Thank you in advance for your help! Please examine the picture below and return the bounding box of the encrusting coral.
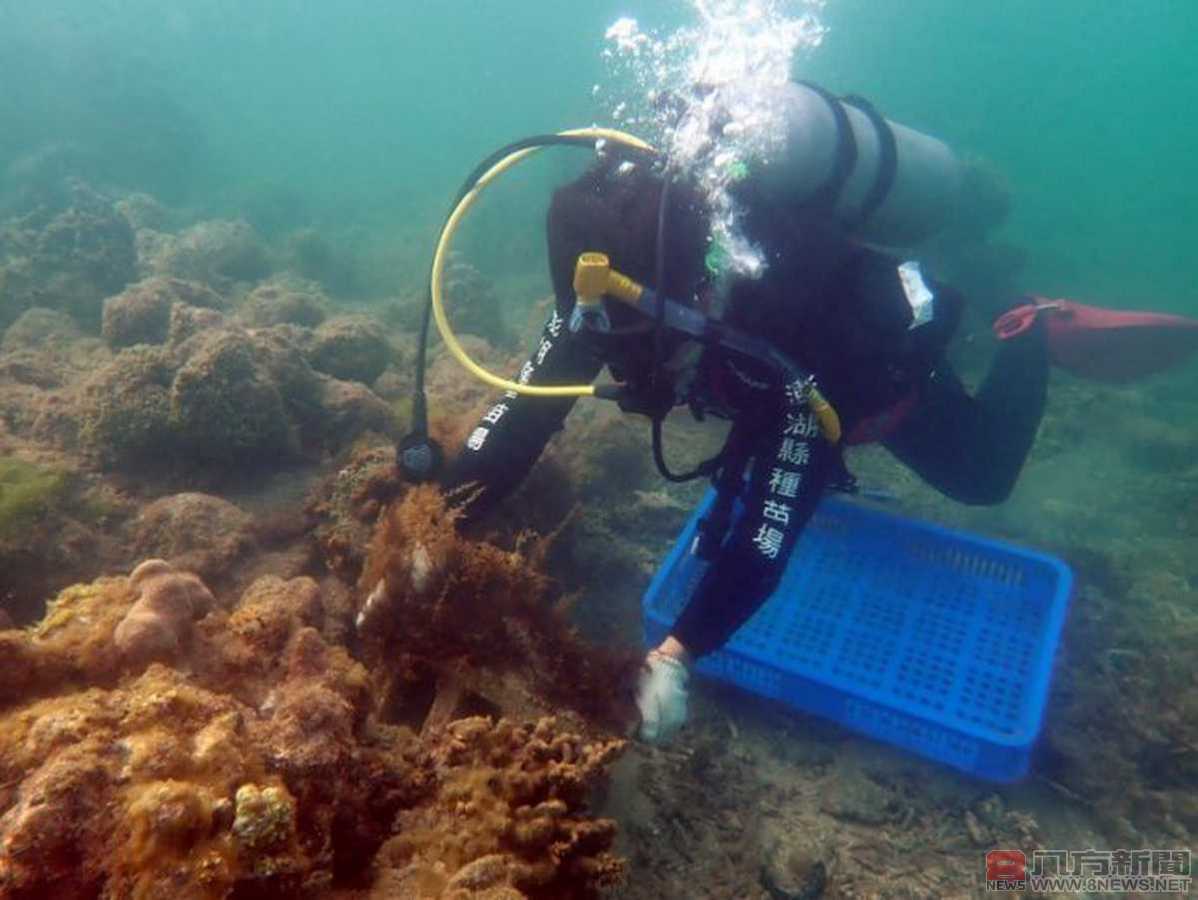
[0,497,633,898]
[0,564,409,897]
[372,716,626,898]
[113,559,215,664]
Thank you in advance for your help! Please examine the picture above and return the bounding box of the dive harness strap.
[692,421,753,560]
[570,252,842,448]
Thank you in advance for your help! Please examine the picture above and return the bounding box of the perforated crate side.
[641,492,1070,782]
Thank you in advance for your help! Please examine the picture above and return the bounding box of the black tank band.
[796,80,857,212]
[840,94,899,228]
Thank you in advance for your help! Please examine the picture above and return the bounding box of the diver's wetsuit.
[442,160,1048,658]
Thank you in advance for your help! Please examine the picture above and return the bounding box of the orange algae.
[358,485,642,732]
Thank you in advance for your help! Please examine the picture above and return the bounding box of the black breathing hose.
[648,167,726,484]
[399,134,655,481]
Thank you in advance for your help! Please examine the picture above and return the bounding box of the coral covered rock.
[141,218,271,288]
[241,325,322,422]
[131,493,255,584]
[283,227,363,296]
[310,375,398,451]
[241,278,328,328]
[78,345,177,466]
[75,321,397,472]
[309,314,393,385]
[373,716,625,898]
[442,253,517,348]
[169,329,294,465]
[369,364,411,404]
[166,301,227,346]
[1,307,80,352]
[101,276,225,349]
[114,192,171,231]
[0,189,137,331]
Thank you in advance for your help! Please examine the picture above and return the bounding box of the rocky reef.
[2,174,1197,900]
[0,181,137,332]
[101,276,226,349]
[0,185,639,897]
[0,492,633,898]
[137,218,272,289]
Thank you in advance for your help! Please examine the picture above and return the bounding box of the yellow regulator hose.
[430,128,654,398]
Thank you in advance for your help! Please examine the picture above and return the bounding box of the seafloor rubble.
[1,179,1196,898]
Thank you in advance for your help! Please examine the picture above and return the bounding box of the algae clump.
[0,458,69,543]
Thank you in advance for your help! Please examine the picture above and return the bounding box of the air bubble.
[599,1,827,280]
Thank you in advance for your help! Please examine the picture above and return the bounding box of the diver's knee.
[954,473,1017,506]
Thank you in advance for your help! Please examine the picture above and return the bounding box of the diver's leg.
[882,322,1048,505]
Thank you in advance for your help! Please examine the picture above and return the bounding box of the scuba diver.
[403,80,1198,745]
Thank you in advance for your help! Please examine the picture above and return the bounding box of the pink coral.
[113,559,214,664]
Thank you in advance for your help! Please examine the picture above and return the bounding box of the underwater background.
[2,1,1198,897]
[4,0,1196,305]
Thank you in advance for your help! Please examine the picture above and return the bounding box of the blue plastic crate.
[643,491,1073,781]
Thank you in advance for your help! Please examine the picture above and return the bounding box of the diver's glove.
[637,648,690,745]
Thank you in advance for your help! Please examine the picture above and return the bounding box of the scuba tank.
[748,81,962,246]
[398,83,964,481]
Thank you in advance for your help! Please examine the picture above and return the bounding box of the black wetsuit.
[442,160,1048,658]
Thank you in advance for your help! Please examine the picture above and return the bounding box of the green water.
[2,3,1197,882]
[804,0,1198,311]
[3,0,1194,310]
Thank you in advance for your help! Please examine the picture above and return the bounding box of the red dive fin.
[994,296,1198,383]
